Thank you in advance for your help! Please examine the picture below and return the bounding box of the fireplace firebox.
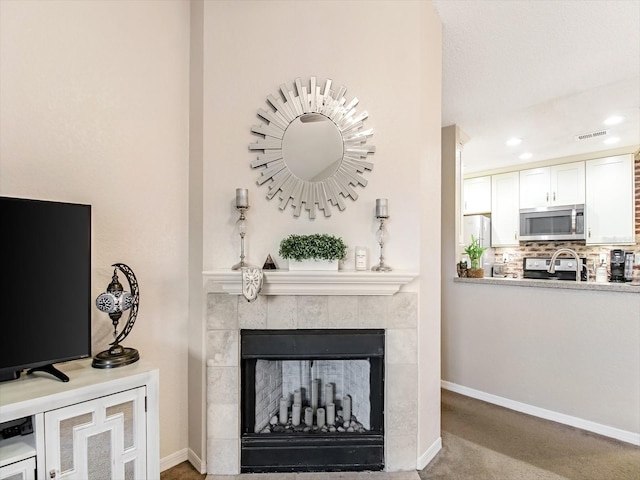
[240,329,385,473]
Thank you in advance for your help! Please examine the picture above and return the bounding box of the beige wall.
[0,0,191,461]
[199,0,442,467]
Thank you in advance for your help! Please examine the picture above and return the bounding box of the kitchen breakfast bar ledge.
[455,276,640,293]
[203,270,419,296]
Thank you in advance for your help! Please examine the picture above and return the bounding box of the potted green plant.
[463,234,487,278]
[279,234,347,271]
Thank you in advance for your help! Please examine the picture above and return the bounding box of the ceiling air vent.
[574,129,608,141]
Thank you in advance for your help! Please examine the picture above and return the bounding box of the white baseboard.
[160,448,188,472]
[188,448,207,474]
[441,380,640,446]
[160,448,206,474]
[417,436,442,470]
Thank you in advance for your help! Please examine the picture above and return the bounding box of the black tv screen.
[0,196,91,382]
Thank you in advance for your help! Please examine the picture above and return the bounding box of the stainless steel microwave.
[519,204,585,242]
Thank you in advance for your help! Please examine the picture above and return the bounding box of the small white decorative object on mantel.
[240,267,263,302]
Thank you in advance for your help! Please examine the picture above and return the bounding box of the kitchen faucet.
[548,248,583,282]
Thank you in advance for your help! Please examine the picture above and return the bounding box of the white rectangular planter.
[288,259,339,271]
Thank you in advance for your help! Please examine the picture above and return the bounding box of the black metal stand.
[27,364,70,382]
[92,346,139,369]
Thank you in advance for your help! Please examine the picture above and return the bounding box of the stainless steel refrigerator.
[463,214,494,277]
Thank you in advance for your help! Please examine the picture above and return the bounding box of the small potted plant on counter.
[464,235,487,278]
[279,233,347,271]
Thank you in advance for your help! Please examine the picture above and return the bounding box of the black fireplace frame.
[240,329,385,473]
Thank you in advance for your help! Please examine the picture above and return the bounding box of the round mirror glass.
[282,114,344,182]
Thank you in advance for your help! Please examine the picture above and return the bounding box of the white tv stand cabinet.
[0,359,159,480]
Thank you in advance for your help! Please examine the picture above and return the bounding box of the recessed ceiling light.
[519,152,533,160]
[506,137,522,146]
[603,115,624,126]
[603,136,620,145]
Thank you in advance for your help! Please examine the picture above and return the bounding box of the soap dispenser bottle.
[595,259,608,283]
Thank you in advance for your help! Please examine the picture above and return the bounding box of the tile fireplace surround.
[205,277,419,475]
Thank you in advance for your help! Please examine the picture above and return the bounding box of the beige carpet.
[421,390,640,480]
[161,389,640,479]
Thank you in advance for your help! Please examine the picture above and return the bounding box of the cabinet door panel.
[520,167,550,208]
[552,161,585,205]
[44,387,146,480]
[463,176,491,214]
[585,155,634,244]
[491,172,520,246]
[0,457,35,480]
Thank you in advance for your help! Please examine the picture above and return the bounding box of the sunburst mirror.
[249,77,375,218]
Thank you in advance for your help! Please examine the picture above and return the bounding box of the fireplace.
[205,291,419,475]
[240,329,385,472]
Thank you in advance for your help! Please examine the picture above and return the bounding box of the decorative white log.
[292,403,301,426]
[304,407,313,426]
[311,379,319,413]
[279,397,288,425]
[343,395,351,423]
[325,383,334,406]
[326,403,335,425]
[316,407,326,428]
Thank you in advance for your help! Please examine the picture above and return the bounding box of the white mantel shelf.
[203,269,419,296]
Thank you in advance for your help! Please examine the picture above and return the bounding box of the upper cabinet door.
[463,176,491,214]
[585,154,635,245]
[520,162,585,208]
[551,161,585,206]
[491,171,520,246]
[519,167,550,208]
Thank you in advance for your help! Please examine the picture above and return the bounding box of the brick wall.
[254,359,283,432]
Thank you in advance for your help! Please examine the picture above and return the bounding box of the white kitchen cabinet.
[0,360,159,480]
[585,154,635,245]
[519,161,585,208]
[491,171,520,246]
[463,176,491,214]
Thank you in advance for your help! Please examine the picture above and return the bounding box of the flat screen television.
[0,196,91,382]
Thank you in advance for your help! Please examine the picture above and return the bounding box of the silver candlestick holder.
[231,205,249,270]
[372,214,392,272]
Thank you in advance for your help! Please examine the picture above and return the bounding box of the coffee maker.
[610,249,627,282]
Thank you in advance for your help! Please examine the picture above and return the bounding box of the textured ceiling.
[431,0,640,174]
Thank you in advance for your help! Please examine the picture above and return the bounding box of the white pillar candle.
[326,403,335,425]
[294,389,302,407]
[325,383,334,406]
[316,407,325,428]
[235,188,249,208]
[279,397,289,425]
[375,198,388,218]
[343,395,352,422]
[311,379,319,413]
[292,403,301,426]
[304,407,313,426]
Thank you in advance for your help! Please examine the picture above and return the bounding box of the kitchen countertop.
[454,276,640,293]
